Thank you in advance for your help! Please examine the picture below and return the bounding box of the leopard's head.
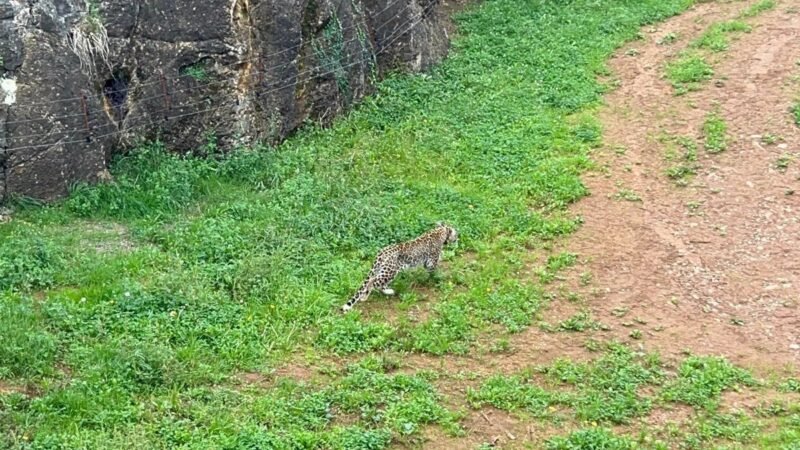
[436,222,458,244]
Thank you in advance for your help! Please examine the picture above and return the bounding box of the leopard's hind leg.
[342,259,388,312]
[342,273,375,312]
[342,263,399,312]
[373,268,399,296]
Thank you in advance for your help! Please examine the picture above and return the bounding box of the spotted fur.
[341,223,458,312]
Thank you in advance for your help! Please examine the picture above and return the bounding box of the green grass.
[761,133,780,145]
[0,296,58,379]
[470,344,665,425]
[544,343,664,424]
[792,101,800,126]
[681,411,760,448]
[467,343,788,449]
[2,357,459,447]
[614,188,642,202]
[537,252,579,284]
[657,32,680,45]
[691,20,752,52]
[776,153,793,171]
[781,378,800,393]
[665,3,770,96]
[557,310,601,332]
[663,135,698,184]
[470,347,787,449]
[758,412,800,449]
[467,373,561,417]
[545,428,637,450]
[665,52,714,94]
[661,356,756,409]
[739,0,777,18]
[703,110,729,153]
[0,0,747,447]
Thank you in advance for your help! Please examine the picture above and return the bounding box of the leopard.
[341,223,458,312]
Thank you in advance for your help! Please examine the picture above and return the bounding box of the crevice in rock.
[230,0,258,144]
[102,68,130,124]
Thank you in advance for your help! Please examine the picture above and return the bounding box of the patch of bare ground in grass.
[0,378,42,398]
[721,388,800,413]
[0,381,26,396]
[562,0,800,371]
[80,221,136,253]
[236,357,334,388]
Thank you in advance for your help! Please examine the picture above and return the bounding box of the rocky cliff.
[0,0,450,202]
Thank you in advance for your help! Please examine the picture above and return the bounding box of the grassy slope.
[2,0,796,448]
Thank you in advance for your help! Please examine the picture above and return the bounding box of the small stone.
[790,343,800,350]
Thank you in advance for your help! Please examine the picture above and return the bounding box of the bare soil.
[570,0,800,370]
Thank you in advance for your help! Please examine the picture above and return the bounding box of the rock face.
[0,0,450,201]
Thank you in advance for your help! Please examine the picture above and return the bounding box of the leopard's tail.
[342,276,375,312]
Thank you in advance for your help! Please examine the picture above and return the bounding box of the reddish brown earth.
[570,0,800,370]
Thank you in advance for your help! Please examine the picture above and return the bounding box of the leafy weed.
[665,52,713,94]
[703,110,728,153]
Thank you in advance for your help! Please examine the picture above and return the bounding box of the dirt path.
[569,1,800,370]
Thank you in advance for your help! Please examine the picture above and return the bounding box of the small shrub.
[658,32,679,45]
[614,189,641,202]
[776,154,792,171]
[666,164,696,180]
[685,412,758,446]
[316,316,396,354]
[558,311,599,332]
[538,252,578,283]
[181,64,208,81]
[334,362,460,436]
[780,378,800,393]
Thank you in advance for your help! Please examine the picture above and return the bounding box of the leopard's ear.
[435,221,443,227]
